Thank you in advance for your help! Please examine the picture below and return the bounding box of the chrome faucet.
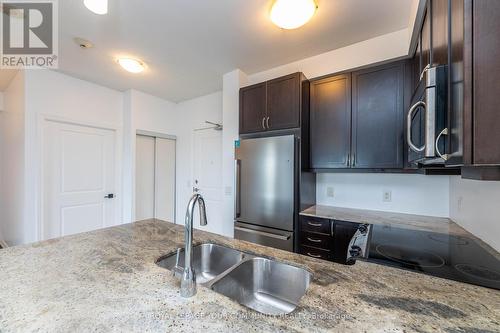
[180,193,208,298]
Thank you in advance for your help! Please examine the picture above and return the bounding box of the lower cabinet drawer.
[299,245,332,261]
[300,216,332,235]
[300,232,333,250]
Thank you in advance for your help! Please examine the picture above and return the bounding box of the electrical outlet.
[382,190,392,202]
[326,187,335,198]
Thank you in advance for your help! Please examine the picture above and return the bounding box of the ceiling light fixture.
[117,58,145,74]
[270,0,318,30]
[83,0,108,15]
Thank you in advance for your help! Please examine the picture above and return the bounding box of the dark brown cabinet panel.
[432,0,449,66]
[352,63,404,168]
[471,0,500,165]
[267,73,301,130]
[310,74,352,169]
[447,0,465,166]
[421,9,432,69]
[239,83,266,134]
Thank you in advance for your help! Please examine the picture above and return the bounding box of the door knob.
[104,194,115,199]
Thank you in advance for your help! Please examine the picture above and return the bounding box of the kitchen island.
[0,219,499,332]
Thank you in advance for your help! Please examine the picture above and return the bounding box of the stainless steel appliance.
[407,65,448,165]
[234,135,296,251]
[346,224,372,263]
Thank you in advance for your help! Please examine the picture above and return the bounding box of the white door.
[135,135,176,222]
[154,137,176,222]
[42,120,117,240]
[193,129,223,234]
[135,135,156,220]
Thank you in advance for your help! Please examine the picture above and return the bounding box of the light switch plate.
[326,187,335,198]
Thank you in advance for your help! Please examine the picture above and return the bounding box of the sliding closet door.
[155,138,176,222]
[135,135,155,220]
[135,134,176,222]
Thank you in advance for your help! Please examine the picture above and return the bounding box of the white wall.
[317,173,450,217]
[246,29,409,85]
[176,91,226,235]
[222,70,247,238]
[122,89,182,224]
[450,176,500,252]
[24,70,124,244]
[0,72,26,246]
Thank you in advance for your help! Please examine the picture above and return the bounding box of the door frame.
[133,130,177,223]
[37,114,122,241]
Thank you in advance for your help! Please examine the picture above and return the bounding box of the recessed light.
[84,0,108,15]
[270,0,318,30]
[117,58,145,74]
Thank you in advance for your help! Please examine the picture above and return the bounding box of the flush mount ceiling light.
[83,0,108,15]
[117,58,145,74]
[270,0,317,30]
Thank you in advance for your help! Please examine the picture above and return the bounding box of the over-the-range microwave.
[407,65,448,166]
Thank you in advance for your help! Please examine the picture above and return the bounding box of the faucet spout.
[180,193,208,298]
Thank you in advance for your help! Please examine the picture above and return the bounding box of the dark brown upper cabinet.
[240,82,267,134]
[266,73,301,131]
[309,61,406,171]
[352,62,405,169]
[239,73,307,134]
[310,74,352,169]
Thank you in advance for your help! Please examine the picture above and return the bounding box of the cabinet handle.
[307,252,323,258]
[266,117,270,129]
[307,237,322,243]
[262,117,266,130]
[307,222,322,227]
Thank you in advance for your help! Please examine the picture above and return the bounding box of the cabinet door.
[239,83,267,134]
[447,0,465,165]
[266,73,301,130]
[352,63,404,168]
[310,74,352,169]
[421,9,432,69]
[432,0,449,66]
[472,0,500,164]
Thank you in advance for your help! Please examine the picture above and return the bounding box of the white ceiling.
[0,0,414,102]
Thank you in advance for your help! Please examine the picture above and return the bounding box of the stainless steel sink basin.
[157,244,312,315]
[211,258,311,315]
[156,243,244,284]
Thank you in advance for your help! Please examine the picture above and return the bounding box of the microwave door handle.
[407,101,427,153]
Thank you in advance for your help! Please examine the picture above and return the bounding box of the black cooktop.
[365,224,500,290]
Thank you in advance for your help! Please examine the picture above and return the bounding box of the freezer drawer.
[234,222,293,252]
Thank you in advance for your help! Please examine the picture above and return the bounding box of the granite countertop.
[300,205,468,235]
[0,220,499,333]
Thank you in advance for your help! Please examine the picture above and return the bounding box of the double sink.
[156,243,312,315]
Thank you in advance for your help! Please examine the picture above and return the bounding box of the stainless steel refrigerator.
[234,135,295,251]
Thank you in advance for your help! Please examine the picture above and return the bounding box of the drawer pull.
[307,237,322,243]
[307,222,322,227]
[307,252,322,258]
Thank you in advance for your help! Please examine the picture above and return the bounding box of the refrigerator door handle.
[234,226,291,241]
[234,159,241,219]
